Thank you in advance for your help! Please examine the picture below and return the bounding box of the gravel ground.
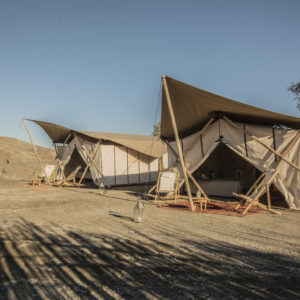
[0,179,299,299]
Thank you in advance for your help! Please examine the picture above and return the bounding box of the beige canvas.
[168,118,300,209]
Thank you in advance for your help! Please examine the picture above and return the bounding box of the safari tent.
[29,120,168,187]
[160,76,300,209]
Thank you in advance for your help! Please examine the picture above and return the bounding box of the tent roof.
[29,120,167,158]
[161,76,300,140]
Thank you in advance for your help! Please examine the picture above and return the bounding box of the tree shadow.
[0,217,299,299]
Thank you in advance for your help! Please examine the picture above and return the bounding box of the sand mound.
[0,137,55,180]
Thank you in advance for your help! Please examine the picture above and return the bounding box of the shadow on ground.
[0,218,299,299]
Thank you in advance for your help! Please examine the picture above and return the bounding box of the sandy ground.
[0,137,299,299]
[0,178,299,300]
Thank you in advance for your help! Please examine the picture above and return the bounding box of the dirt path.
[0,179,299,299]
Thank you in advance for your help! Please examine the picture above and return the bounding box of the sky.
[0,0,299,148]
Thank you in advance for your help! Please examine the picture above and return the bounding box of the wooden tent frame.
[233,169,281,215]
[22,119,49,184]
[78,141,101,185]
[53,165,82,187]
[162,75,195,211]
[74,133,105,188]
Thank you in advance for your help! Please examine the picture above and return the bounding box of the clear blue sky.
[0,0,299,147]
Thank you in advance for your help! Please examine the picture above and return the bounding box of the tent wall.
[168,118,300,209]
[57,135,168,187]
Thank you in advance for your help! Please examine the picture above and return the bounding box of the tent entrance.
[64,148,93,184]
[190,143,286,206]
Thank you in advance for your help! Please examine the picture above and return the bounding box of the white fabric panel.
[162,152,169,170]
[220,119,247,157]
[139,153,150,183]
[101,145,116,186]
[42,165,55,178]
[272,130,300,209]
[183,121,220,177]
[181,130,200,153]
[167,141,178,169]
[115,146,129,185]
[201,121,220,155]
[181,130,202,170]
[91,145,102,185]
[159,172,177,192]
[243,124,275,169]
[128,148,140,184]
[170,118,300,209]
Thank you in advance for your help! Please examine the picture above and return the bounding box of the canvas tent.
[161,76,300,209]
[28,120,168,187]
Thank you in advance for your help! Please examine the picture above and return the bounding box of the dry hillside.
[0,137,56,181]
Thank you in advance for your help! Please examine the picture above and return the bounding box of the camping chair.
[233,169,281,216]
[32,164,56,186]
[192,186,209,211]
[53,165,81,188]
[155,171,180,204]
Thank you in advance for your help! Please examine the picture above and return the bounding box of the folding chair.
[233,169,281,215]
[53,165,81,187]
[192,186,209,211]
[155,171,180,204]
[32,164,56,186]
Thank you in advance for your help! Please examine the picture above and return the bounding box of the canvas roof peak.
[28,119,167,158]
[161,76,300,140]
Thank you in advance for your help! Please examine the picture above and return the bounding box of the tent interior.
[189,142,286,207]
[64,147,93,183]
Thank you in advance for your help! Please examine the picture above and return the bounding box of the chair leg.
[266,185,271,210]
[235,199,246,210]
[154,193,158,204]
[242,201,254,216]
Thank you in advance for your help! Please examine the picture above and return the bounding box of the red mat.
[158,200,264,216]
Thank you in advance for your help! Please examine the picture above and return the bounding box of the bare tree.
[288,81,300,111]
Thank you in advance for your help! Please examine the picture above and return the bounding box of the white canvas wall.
[115,146,128,185]
[168,118,300,209]
[57,136,168,187]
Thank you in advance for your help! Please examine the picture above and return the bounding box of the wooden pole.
[181,117,214,155]
[162,75,195,211]
[22,119,45,178]
[79,141,100,185]
[186,169,209,200]
[62,133,72,147]
[251,134,300,172]
[81,143,104,178]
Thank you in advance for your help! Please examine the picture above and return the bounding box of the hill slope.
[0,137,56,180]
